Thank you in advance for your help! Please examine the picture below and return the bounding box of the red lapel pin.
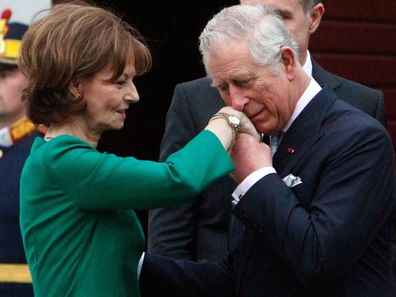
[287,147,295,154]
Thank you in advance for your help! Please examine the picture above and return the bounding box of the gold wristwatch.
[209,112,241,147]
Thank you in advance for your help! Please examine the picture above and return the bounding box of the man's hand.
[230,133,272,183]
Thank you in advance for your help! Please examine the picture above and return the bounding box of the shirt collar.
[282,77,322,133]
[302,50,313,77]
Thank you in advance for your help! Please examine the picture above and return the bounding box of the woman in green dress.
[18,2,259,297]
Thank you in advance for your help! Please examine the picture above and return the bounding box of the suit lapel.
[273,87,338,176]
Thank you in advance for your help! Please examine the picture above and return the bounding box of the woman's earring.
[74,93,82,101]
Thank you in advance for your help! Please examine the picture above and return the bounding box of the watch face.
[229,115,240,126]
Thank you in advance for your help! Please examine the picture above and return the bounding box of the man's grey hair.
[199,4,299,72]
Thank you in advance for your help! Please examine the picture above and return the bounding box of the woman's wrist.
[205,118,234,151]
[209,112,240,147]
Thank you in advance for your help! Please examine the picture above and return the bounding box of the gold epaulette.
[9,117,38,144]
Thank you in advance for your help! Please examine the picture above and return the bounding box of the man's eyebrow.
[274,8,292,19]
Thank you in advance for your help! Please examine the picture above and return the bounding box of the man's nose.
[229,86,249,111]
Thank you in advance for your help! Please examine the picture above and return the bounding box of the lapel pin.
[287,147,295,154]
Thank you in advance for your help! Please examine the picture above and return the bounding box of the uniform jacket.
[0,131,39,297]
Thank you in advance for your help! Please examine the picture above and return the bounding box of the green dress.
[20,130,233,297]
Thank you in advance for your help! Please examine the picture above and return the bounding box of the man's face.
[240,0,313,64]
[0,65,28,126]
[206,42,298,135]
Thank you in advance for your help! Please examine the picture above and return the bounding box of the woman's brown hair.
[19,1,152,126]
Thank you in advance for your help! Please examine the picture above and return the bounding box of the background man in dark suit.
[140,5,395,296]
[148,0,386,261]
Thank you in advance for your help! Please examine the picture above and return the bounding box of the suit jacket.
[141,87,396,297]
[147,59,386,261]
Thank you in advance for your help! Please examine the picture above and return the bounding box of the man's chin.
[255,124,277,136]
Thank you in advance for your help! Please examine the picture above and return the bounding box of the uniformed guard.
[0,8,40,297]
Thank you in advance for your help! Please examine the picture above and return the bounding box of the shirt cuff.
[232,167,276,205]
[138,252,145,279]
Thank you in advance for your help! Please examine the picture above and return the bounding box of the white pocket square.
[282,174,302,188]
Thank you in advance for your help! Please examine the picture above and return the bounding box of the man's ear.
[280,47,297,80]
[309,3,325,34]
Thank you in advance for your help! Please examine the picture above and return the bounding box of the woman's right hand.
[205,106,260,151]
[217,106,260,141]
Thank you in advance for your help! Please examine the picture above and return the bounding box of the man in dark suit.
[148,0,385,261]
[140,5,395,296]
